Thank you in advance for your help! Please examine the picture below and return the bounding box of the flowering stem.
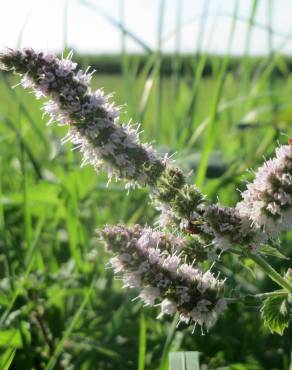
[247,253,292,292]
[228,248,292,292]
[252,290,288,298]
[225,290,288,304]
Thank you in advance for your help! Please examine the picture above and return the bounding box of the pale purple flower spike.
[236,144,292,240]
[101,225,226,329]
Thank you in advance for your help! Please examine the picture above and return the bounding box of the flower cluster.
[236,144,292,240]
[0,48,165,187]
[154,168,205,219]
[101,225,226,328]
[204,204,264,253]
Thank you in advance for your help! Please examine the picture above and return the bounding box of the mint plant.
[1,48,291,334]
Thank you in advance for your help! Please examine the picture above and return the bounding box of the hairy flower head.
[0,48,165,188]
[100,224,226,329]
[236,143,292,240]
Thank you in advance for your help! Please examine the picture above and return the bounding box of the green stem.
[252,290,288,299]
[225,290,288,304]
[229,248,292,292]
[248,253,292,292]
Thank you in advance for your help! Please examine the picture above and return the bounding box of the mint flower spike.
[236,143,292,241]
[0,48,165,188]
[101,224,226,329]
[204,204,265,253]
[0,48,206,210]
[0,47,209,227]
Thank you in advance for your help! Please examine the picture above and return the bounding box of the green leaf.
[169,352,200,370]
[259,245,289,260]
[0,329,22,348]
[44,276,96,370]
[0,292,10,307]
[0,348,16,370]
[160,314,179,369]
[261,295,291,335]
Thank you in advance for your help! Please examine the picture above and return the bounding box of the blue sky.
[1,0,292,55]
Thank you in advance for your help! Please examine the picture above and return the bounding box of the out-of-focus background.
[3,0,292,54]
[0,1,291,369]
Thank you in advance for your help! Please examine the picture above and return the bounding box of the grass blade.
[169,352,200,370]
[138,312,147,370]
[155,0,165,142]
[159,314,179,370]
[44,275,96,370]
[0,348,16,370]
[79,0,153,53]
[196,0,239,187]
[1,74,49,154]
